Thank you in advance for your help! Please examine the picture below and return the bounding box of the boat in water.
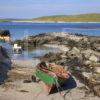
[13,44,22,54]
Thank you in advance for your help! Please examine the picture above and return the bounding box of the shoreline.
[1,20,100,24]
[0,32,100,99]
[9,21,100,23]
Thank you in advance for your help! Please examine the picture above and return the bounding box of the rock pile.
[37,33,100,96]
[14,32,100,96]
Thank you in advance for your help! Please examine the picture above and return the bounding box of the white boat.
[13,44,22,54]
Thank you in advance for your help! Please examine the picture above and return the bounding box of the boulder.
[97,47,100,51]
[82,72,99,86]
[95,67,100,74]
[89,55,99,62]
[82,49,93,59]
[93,43,100,51]
[59,45,70,52]
[83,60,91,66]
[82,72,92,79]
[69,47,80,55]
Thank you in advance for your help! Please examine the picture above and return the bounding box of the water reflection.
[12,48,61,60]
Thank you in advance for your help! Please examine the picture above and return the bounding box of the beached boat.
[32,62,69,93]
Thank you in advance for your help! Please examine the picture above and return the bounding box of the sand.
[12,59,40,68]
[0,59,99,100]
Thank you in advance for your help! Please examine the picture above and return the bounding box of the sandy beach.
[0,58,99,100]
[12,59,40,68]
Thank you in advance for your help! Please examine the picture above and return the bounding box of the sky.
[0,0,100,19]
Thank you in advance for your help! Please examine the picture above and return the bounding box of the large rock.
[95,67,100,74]
[82,49,93,59]
[89,55,99,62]
[83,60,91,66]
[59,45,70,52]
[92,43,100,51]
[97,46,100,51]
[69,47,80,55]
[82,72,92,79]
[67,47,82,61]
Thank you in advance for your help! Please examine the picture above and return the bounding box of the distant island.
[0,13,100,23]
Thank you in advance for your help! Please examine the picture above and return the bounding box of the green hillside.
[0,19,11,22]
[33,14,100,22]
[0,14,100,22]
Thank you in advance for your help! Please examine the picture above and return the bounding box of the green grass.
[0,13,100,22]
[33,13,100,22]
[0,19,32,22]
[0,20,11,22]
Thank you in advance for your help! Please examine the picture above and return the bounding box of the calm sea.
[0,22,100,59]
[0,22,100,40]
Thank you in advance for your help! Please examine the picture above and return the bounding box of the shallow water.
[1,22,100,60]
[0,22,100,40]
[12,47,61,60]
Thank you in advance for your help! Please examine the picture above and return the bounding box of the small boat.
[32,62,69,93]
[13,44,22,54]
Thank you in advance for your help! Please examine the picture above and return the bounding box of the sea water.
[0,22,100,59]
[0,22,100,40]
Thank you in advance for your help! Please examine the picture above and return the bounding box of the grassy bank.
[33,13,100,22]
[0,13,100,23]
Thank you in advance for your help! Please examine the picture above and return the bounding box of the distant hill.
[0,19,30,22]
[32,13,100,22]
[0,13,100,22]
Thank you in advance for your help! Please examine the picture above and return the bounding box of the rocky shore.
[40,33,100,97]
[0,32,100,100]
[14,32,100,97]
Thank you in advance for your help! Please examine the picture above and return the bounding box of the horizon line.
[0,13,100,20]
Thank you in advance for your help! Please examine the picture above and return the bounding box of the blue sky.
[0,0,100,18]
